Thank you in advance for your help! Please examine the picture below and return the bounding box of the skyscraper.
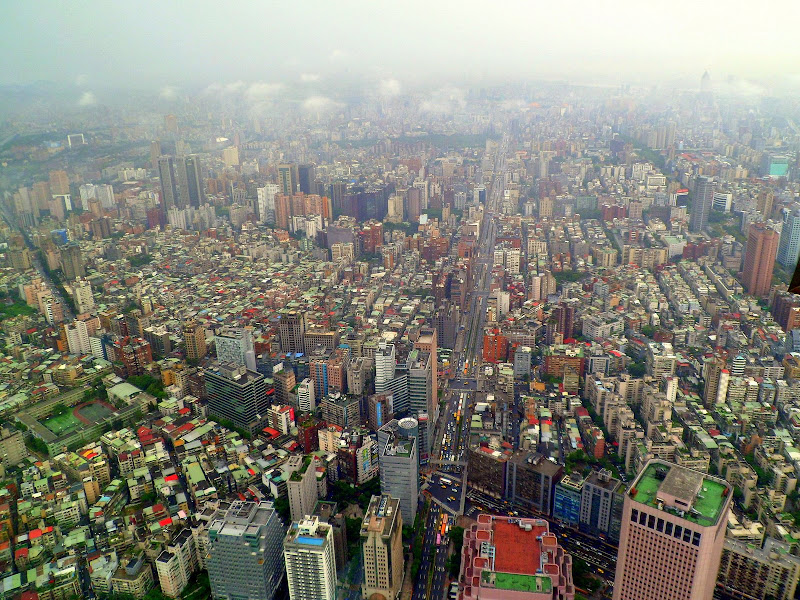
[612,460,732,600]
[378,427,418,525]
[60,243,85,280]
[287,455,318,523]
[689,176,715,233]
[279,311,307,354]
[283,517,337,600]
[207,501,285,600]
[183,319,207,362]
[176,155,204,208]
[158,156,179,211]
[278,163,299,196]
[778,209,800,269]
[205,363,269,435]
[360,495,404,600]
[298,164,316,195]
[579,470,624,543]
[742,223,779,298]
[407,349,433,459]
[215,327,255,369]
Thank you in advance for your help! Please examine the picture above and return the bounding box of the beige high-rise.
[613,460,732,600]
[183,319,207,361]
[360,495,404,600]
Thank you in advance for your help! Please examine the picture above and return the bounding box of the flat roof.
[491,519,547,575]
[481,571,553,594]
[631,460,729,527]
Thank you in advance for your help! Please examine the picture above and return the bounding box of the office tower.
[612,460,732,600]
[458,514,575,600]
[287,455,319,523]
[273,365,297,405]
[257,183,280,223]
[60,243,85,280]
[183,319,207,361]
[205,363,269,435]
[778,208,800,269]
[164,114,178,134]
[552,301,575,340]
[378,428,418,525]
[158,156,179,211]
[207,501,285,600]
[279,310,306,354]
[716,537,800,600]
[756,189,774,219]
[283,516,336,600]
[215,327,255,368]
[0,427,28,468]
[312,502,348,573]
[150,141,162,169]
[360,495,404,600]
[367,393,393,431]
[49,170,70,195]
[702,355,729,408]
[155,528,198,598]
[554,473,585,526]
[413,327,438,415]
[375,341,396,386]
[298,164,316,195]
[297,378,315,412]
[579,470,624,542]
[406,352,432,421]
[176,155,204,208]
[689,176,715,232]
[743,223,779,298]
[279,163,299,196]
[72,278,94,314]
[222,146,239,168]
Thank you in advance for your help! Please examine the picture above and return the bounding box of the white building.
[283,516,337,600]
[297,378,316,412]
[66,320,91,355]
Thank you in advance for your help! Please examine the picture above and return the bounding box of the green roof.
[481,571,552,594]
[631,461,729,527]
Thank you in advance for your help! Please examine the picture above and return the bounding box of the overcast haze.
[3,0,800,92]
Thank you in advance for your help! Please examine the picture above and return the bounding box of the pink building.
[613,459,732,600]
[458,514,574,600]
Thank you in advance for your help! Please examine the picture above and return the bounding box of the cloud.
[202,80,247,96]
[75,74,89,86]
[328,49,348,62]
[300,73,320,83]
[378,78,401,98]
[78,91,97,106]
[245,82,284,103]
[717,77,766,97]
[302,95,341,114]
[159,85,179,100]
[420,86,467,113]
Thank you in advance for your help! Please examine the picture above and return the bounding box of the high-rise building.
[65,320,91,355]
[150,141,162,169]
[158,156,179,211]
[72,278,94,314]
[297,378,316,412]
[579,470,624,543]
[207,501,285,600]
[778,209,800,269]
[413,327,438,413]
[743,223,779,298]
[689,176,715,233]
[360,495,404,600]
[279,163,299,196]
[0,426,28,468]
[205,362,269,435]
[287,455,319,523]
[716,537,800,600]
[49,170,70,195]
[375,341,396,387]
[164,114,178,134]
[60,243,85,280]
[612,460,732,600]
[458,514,575,599]
[407,349,433,457]
[279,311,307,354]
[283,516,336,600]
[378,428,418,525]
[702,355,729,408]
[155,529,199,598]
[298,164,316,195]
[367,393,393,431]
[215,327,255,369]
[183,319,207,362]
[176,155,204,208]
[257,183,280,223]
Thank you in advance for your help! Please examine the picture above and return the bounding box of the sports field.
[76,401,116,424]
[43,411,80,435]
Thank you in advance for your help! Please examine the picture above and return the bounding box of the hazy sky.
[3,0,800,92]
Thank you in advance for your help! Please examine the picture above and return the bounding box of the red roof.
[158,517,173,527]
[165,474,179,482]
[492,519,547,575]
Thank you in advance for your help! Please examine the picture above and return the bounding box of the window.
[648,515,655,529]
[665,522,673,536]
[674,526,682,539]
[692,531,701,546]
[656,518,664,532]
[683,529,692,543]
[631,509,639,522]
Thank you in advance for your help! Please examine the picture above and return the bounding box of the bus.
[441,478,453,486]
[436,533,442,546]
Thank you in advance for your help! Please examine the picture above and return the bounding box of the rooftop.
[630,460,730,527]
[481,571,553,594]
[491,518,548,575]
